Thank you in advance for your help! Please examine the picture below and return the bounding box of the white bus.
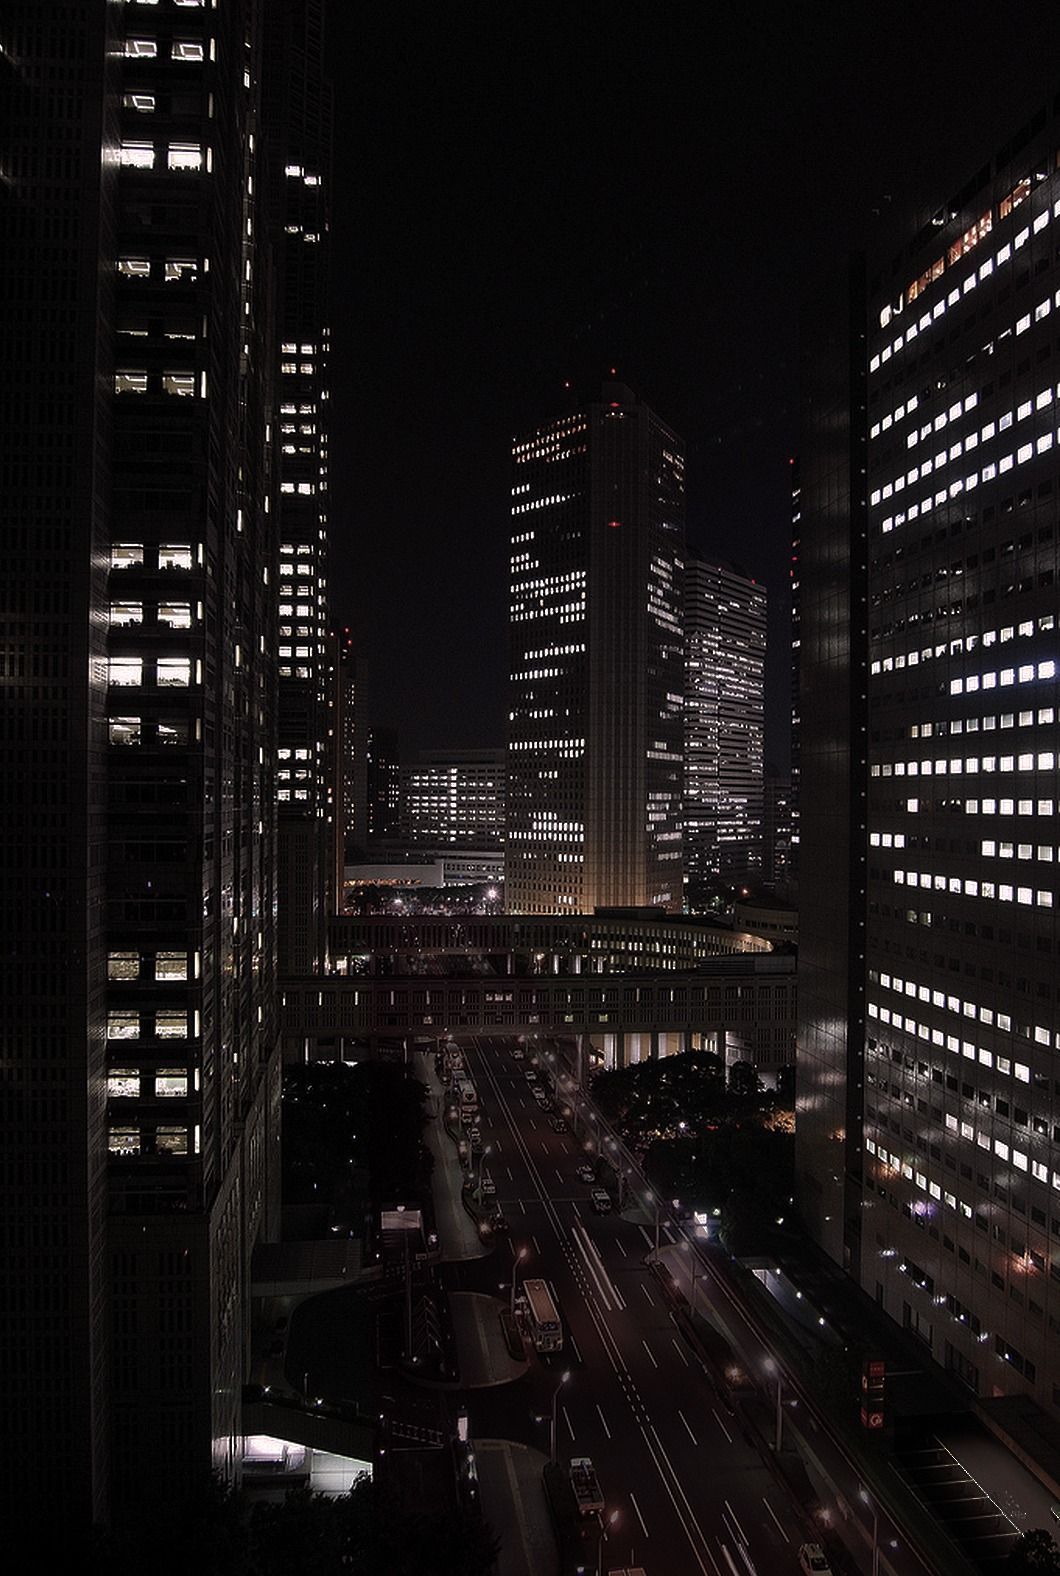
[457,1078,478,1114]
[523,1277,563,1353]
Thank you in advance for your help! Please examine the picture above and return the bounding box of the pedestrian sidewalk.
[475,1439,558,1576]
[450,1292,529,1388]
[423,1056,491,1262]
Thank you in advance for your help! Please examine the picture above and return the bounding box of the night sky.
[326,2,1059,766]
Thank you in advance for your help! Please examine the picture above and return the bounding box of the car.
[590,1188,612,1214]
[576,1164,596,1184]
[512,1046,525,1061]
[480,1174,496,1196]
[797,1545,833,1576]
[490,1213,509,1234]
[548,1116,567,1133]
[524,1069,539,1082]
[469,1128,483,1151]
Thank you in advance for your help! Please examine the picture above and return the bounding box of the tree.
[1007,1529,1060,1572]
[728,1060,760,1097]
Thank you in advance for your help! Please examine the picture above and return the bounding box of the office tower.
[400,749,507,849]
[789,457,802,888]
[265,0,334,975]
[339,636,371,851]
[367,725,400,843]
[683,547,766,907]
[0,0,282,1528]
[799,103,1060,1410]
[763,767,794,894]
[506,381,685,914]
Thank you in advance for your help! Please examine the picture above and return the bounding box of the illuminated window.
[108,1127,141,1155]
[164,258,197,284]
[155,1126,188,1155]
[155,1012,187,1039]
[108,658,142,687]
[120,141,155,169]
[107,1012,140,1040]
[156,1070,188,1098]
[110,542,143,570]
[108,951,140,981]
[109,716,141,746]
[155,951,188,980]
[171,39,204,60]
[108,1071,140,1099]
[159,602,192,628]
[157,722,188,747]
[117,257,151,278]
[110,602,142,626]
[123,92,156,113]
[159,543,193,569]
[124,39,157,57]
[167,142,202,171]
[157,658,191,687]
[115,369,148,394]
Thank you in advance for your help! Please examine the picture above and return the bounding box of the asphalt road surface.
[451,1033,808,1576]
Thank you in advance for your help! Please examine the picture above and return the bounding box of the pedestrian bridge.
[281,913,795,1075]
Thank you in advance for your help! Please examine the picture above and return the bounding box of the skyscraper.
[799,101,1060,1410]
[265,0,334,976]
[400,748,507,850]
[683,547,766,906]
[506,382,685,914]
[0,0,294,1527]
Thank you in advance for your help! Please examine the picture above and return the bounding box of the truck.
[569,1456,604,1516]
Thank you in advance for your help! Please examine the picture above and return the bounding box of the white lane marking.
[494,1138,502,1153]
[517,1097,525,1107]
[532,1234,541,1254]
[506,1166,514,1180]
[630,1491,649,1540]
[670,1336,689,1367]
[562,1405,574,1440]
[571,1223,613,1313]
[528,1118,537,1130]
[723,1500,748,1548]
[719,1545,741,1576]
[663,1223,677,1241]
[640,1282,655,1306]
[638,1225,653,1248]
[572,1220,625,1310]
[712,1408,733,1444]
[569,1334,583,1365]
[615,1237,628,1258]
[762,1498,790,1544]
[555,1168,565,1183]
[596,1403,612,1439]
[519,1199,527,1214]
[571,1200,582,1218]
[642,1338,658,1368]
[678,1408,698,1445]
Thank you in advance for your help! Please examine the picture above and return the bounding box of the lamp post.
[860,1487,879,1576]
[596,1509,620,1576]
[510,1244,529,1318]
[765,1358,783,1451]
[549,1370,570,1466]
[475,1143,492,1203]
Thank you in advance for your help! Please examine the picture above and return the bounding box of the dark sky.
[325,1,1059,766]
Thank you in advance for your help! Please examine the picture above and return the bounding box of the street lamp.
[764,1357,783,1451]
[860,1487,879,1576]
[510,1244,529,1319]
[596,1509,620,1576]
[475,1143,492,1203]
[549,1370,571,1466]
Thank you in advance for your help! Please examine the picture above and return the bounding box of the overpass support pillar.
[684,1028,694,1054]
[649,1029,660,1061]
[614,1032,627,1070]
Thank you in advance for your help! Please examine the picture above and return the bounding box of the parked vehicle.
[548,1116,567,1133]
[480,1173,496,1196]
[798,1546,832,1576]
[577,1164,596,1184]
[590,1188,612,1214]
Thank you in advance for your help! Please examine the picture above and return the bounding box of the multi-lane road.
[451,1033,809,1576]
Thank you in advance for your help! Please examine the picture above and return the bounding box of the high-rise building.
[683,547,766,906]
[506,381,685,914]
[400,748,507,849]
[798,102,1060,1412]
[367,724,400,843]
[265,0,334,976]
[0,0,293,1528]
[789,456,802,889]
[339,636,371,852]
[763,766,794,894]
